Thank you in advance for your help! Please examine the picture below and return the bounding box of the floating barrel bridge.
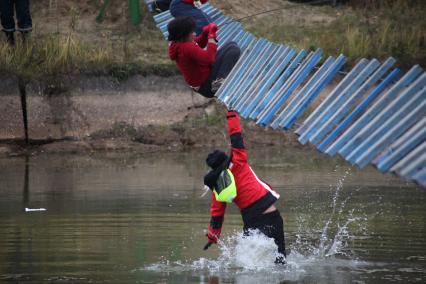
[144,1,426,188]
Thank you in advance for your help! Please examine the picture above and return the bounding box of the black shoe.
[274,255,286,265]
[211,78,225,93]
[20,31,31,44]
[150,3,162,13]
[4,32,15,46]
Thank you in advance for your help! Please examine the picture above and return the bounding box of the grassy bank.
[245,0,426,68]
[0,33,177,81]
[0,1,175,81]
[0,34,108,79]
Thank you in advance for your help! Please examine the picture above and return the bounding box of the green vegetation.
[0,34,111,79]
[0,32,176,81]
[0,2,175,81]
[245,0,426,68]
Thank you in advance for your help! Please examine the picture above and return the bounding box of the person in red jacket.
[168,16,240,98]
[203,110,286,264]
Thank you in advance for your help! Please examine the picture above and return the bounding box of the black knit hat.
[206,150,229,170]
[167,16,196,42]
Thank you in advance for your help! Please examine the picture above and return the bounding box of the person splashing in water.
[168,16,240,98]
[203,110,286,264]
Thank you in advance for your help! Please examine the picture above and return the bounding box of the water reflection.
[0,149,425,283]
[22,155,29,208]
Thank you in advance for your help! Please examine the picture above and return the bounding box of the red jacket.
[210,112,280,219]
[182,0,208,5]
[169,32,217,87]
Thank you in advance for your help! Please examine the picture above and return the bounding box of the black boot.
[4,31,15,46]
[20,31,31,44]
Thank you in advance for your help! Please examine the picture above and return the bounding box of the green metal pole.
[96,0,110,23]
[128,0,141,25]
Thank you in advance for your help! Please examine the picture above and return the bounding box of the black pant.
[243,210,286,263]
[198,41,241,98]
[0,0,32,32]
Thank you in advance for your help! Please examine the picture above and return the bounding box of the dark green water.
[0,149,425,283]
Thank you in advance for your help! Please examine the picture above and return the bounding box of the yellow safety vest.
[213,169,237,203]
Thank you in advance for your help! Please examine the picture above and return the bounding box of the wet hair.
[167,16,196,42]
[206,150,229,170]
[204,150,230,189]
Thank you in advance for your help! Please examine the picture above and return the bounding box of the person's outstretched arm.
[204,193,226,250]
[226,110,248,167]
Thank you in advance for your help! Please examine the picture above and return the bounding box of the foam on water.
[141,169,368,282]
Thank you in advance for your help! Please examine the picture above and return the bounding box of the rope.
[219,0,335,27]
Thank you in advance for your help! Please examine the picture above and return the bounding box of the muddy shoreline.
[0,74,308,157]
[0,125,305,157]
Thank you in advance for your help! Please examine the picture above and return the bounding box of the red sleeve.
[183,42,217,65]
[226,111,248,165]
[210,192,227,217]
[184,0,209,4]
[195,30,208,48]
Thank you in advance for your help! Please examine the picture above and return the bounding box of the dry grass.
[244,0,426,68]
[0,0,424,81]
[0,0,175,81]
[0,33,115,80]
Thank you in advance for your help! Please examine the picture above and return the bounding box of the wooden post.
[18,78,29,144]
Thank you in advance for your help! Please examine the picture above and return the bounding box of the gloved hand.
[203,224,222,250]
[203,23,216,35]
[208,23,218,39]
[226,110,239,118]
[226,110,241,135]
[202,24,210,36]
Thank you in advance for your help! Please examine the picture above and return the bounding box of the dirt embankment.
[0,0,342,157]
[0,74,304,157]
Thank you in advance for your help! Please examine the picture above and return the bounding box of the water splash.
[209,230,281,271]
[142,227,363,283]
[290,167,361,259]
[144,230,282,273]
[141,170,367,282]
[143,231,305,283]
[315,168,356,258]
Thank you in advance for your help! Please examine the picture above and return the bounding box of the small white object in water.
[25,208,47,212]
